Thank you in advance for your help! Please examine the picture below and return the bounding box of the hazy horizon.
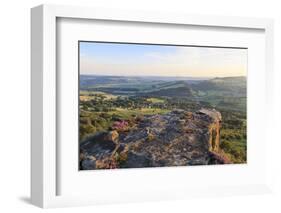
[80,73,246,79]
[80,42,247,78]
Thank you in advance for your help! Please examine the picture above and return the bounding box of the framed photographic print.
[31,4,274,208]
[78,41,246,170]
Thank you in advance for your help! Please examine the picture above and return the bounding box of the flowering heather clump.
[112,120,129,131]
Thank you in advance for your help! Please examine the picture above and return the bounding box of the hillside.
[141,85,193,97]
[192,76,246,95]
[80,75,246,102]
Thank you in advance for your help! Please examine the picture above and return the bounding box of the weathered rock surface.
[80,108,230,170]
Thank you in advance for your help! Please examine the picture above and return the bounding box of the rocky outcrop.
[80,108,230,170]
[198,108,222,153]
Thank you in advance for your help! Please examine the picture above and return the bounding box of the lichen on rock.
[80,108,230,170]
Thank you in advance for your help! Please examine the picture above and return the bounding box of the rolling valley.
[79,75,247,169]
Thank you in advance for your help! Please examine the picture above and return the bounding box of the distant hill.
[80,75,141,88]
[80,75,208,90]
[142,86,193,97]
[81,75,192,96]
[80,75,247,107]
[191,76,246,94]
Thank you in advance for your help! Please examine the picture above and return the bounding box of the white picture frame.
[31,4,274,208]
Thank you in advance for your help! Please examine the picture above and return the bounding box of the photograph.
[79,41,247,170]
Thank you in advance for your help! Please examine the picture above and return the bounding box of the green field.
[146,97,165,103]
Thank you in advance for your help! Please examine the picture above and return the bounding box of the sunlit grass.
[146,97,165,103]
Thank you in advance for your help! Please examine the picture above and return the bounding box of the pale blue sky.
[79,42,247,77]
[80,42,178,60]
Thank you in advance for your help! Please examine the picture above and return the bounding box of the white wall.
[0,0,280,212]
